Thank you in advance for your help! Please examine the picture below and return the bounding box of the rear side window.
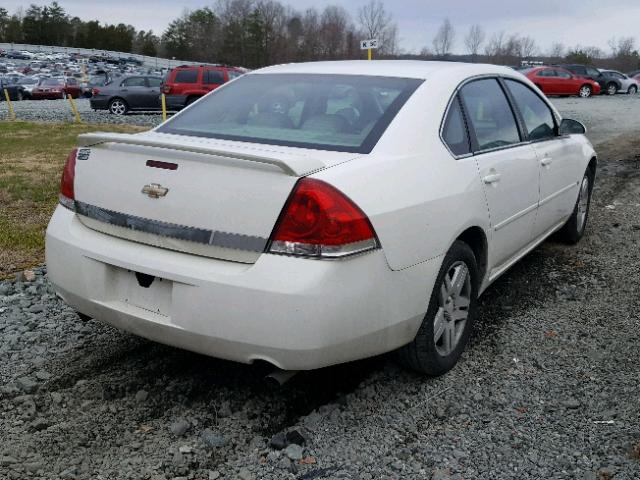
[174,69,198,83]
[460,78,521,152]
[442,96,471,156]
[122,77,146,87]
[205,70,225,84]
[147,77,162,87]
[586,68,600,77]
[506,80,556,141]
[537,69,556,77]
[556,70,572,79]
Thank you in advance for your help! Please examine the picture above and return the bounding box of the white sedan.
[46,61,596,375]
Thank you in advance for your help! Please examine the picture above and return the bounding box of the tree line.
[1,1,638,72]
[424,19,639,73]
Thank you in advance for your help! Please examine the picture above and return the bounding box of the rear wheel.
[557,170,593,244]
[628,85,637,95]
[578,85,592,98]
[606,82,618,95]
[397,241,479,376]
[109,98,128,115]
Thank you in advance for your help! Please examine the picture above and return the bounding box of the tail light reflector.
[59,148,78,210]
[268,178,378,258]
[162,84,171,94]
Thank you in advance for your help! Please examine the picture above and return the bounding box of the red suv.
[162,65,243,110]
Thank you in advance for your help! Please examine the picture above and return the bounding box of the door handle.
[540,157,553,167]
[483,173,501,185]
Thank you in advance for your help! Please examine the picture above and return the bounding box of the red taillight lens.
[92,88,100,96]
[268,178,378,258]
[59,148,78,209]
[162,85,171,94]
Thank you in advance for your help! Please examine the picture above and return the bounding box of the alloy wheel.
[576,175,590,233]
[607,84,617,95]
[579,86,591,98]
[629,86,637,95]
[110,100,126,115]
[433,261,471,357]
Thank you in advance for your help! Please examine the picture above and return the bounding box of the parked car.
[31,77,82,99]
[90,75,164,114]
[16,76,39,98]
[6,51,31,60]
[46,61,596,375]
[0,78,25,100]
[598,70,638,95]
[162,65,243,110]
[523,66,601,97]
[555,64,606,92]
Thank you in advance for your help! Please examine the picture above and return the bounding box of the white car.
[46,61,596,375]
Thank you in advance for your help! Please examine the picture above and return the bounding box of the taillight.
[162,85,171,94]
[92,88,100,96]
[59,148,78,210]
[268,178,378,258]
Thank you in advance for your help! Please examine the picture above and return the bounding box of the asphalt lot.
[0,95,639,479]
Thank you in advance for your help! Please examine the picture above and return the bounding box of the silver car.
[599,69,639,95]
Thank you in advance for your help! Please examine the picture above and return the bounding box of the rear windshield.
[157,73,423,153]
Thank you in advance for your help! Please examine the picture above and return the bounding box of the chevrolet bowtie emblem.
[141,183,169,199]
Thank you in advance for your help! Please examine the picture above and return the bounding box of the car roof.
[253,60,518,80]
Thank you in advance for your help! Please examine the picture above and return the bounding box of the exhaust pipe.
[265,369,299,386]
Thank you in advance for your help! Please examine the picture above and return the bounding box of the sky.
[3,0,640,55]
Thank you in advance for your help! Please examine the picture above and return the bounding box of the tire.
[606,82,618,96]
[109,98,128,115]
[578,85,592,98]
[628,85,637,95]
[557,170,593,244]
[16,91,23,101]
[397,241,479,376]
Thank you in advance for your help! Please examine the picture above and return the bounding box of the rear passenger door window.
[442,96,471,156]
[174,69,198,83]
[505,79,556,141]
[460,78,521,152]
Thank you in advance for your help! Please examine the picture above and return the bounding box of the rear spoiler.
[77,132,325,177]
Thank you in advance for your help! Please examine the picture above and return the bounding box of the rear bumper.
[89,97,109,109]
[31,92,63,100]
[46,206,440,370]
[164,94,188,110]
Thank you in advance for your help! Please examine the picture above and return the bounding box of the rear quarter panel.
[314,74,491,272]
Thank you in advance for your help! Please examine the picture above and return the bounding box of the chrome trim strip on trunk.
[73,201,268,253]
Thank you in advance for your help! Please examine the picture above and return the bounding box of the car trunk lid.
[72,131,357,263]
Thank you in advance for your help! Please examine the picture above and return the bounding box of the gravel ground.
[0,98,164,127]
[1,100,640,480]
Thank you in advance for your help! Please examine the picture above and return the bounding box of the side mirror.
[559,118,587,135]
